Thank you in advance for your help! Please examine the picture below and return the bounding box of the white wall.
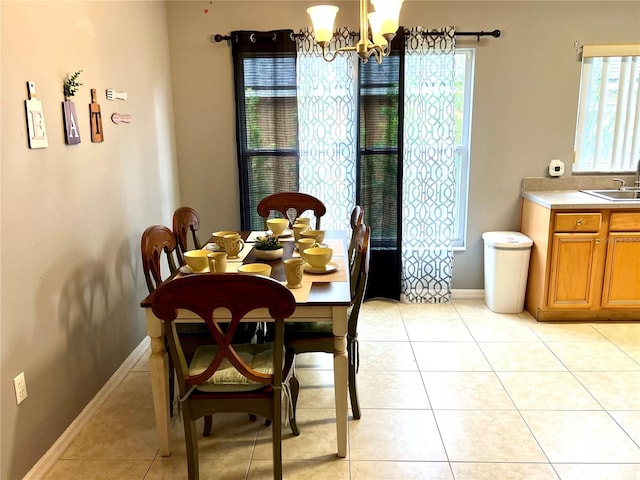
[0,2,179,478]
[165,0,640,288]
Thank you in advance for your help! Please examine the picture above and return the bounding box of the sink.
[581,189,640,202]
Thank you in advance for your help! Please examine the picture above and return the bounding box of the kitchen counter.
[522,190,640,210]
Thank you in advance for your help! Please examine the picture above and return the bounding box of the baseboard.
[22,336,150,480]
[451,289,485,299]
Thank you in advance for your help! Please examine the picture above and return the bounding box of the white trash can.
[482,231,533,314]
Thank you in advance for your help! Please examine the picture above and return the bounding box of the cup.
[223,233,245,258]
[292,222,309,242]
[300,229,325,244]
[301,246,333,269]
[207,251,228,273]
[284,258,305,289]
[213,230,237,250]
[296,237,318,254]
[295,217,311,226]
[183,250,210,273]
[237,263,272,277]
[266,218,289,236]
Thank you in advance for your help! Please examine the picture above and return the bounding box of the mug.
[207,251,228,273]
[292,222,309,242]
[213,230,236,250]
[284,258,305,289]
[223,233,245,258]
[300,229,325,244]
[295,217,311,226]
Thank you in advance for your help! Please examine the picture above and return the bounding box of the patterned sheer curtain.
[296,27,357,230]
[401,27,457,303]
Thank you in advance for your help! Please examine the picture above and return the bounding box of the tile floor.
[44,298,640,479]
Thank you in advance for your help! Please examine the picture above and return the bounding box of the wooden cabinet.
[520,200,639,321]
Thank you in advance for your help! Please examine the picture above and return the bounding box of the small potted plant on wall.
[62,69,83,145]
[253,234,284,260]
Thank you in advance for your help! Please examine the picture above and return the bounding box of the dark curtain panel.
[231,30,299,231]
[357,31,405,300]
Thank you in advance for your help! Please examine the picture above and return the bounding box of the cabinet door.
[601,233,640,308]
[548,233,600,309]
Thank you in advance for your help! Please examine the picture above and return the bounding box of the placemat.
[245,230,296,243]
[281,279,312,302]
[302,256,348,283]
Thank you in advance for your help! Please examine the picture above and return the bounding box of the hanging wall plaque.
[25,81,48,149]
[63,100,81,145]
[89,89,104,143]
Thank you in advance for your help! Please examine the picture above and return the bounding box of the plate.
[204,243,220,252]
[303,261,338,274]
[270,228,292,238]
[179,265,194,274]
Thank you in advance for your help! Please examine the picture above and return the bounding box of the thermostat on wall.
[549,159,564,177]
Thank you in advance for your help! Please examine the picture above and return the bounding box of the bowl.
[212,230,237,249]
[183,250,210,273]
[300,229,325,244]
[300,246,333,269]
[266,218,289,236]
[254,248,283,260]
[237,263,272,277]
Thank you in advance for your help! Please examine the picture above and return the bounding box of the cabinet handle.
[595,239,600,244]
[576,219,583,226]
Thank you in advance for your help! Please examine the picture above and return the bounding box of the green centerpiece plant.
[253,234,284,260]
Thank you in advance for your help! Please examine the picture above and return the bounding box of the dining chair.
[285,223,370,421]
[257,192,326,230]
[348,205,364,267]
[172,207,202,266]
[151,273,300,480]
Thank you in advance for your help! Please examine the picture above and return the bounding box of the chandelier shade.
[307,0,404,64]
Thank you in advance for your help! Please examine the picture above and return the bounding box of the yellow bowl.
[301,247,333,269]
[266,218,289,236]
[237,263,272,277]
[183,250,210,273]
[300,229,325,244]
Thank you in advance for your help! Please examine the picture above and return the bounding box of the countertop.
[522,190,640,210]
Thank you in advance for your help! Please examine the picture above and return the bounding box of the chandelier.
[307,0,404,64]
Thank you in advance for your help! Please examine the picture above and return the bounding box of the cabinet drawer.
[553,213,602,232]
[609,212,640,232]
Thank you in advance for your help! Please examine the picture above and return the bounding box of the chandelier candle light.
[307,0,404,64]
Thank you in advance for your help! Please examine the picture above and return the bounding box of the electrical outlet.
[14,372,27,405]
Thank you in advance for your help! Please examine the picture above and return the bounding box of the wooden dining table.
[140,229,352,458]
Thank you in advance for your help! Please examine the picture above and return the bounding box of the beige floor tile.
[479,342,567,371]
[610,411,640,446]
[574,371,640,409]
[358,340,418,371]
[412,341,492,371]
[522,411,640,463]
[292,368,335,409]
[546,341,640,371]
[434,410,547,462]
[253,408,341,461]
[43,459,150,480]
[357,370,430,409]
[350,460,454,479]
[349,409,447,461]
[452,298,523,320]
[398,301,460,319]
[62,408,159,460]
[293,351,334,370]
[525,322,607,342]
[497,371,602,410]
[591,322,640,348]
[146,457,249,479]
[131,348,150,372]
[249,458,348,479]
[463,316,540,342]
[422,372,515,410]
[358,300,409,342]
[165,413,261,461]
[99,371,154,413]
[621,345,640,364]
[554,463,640,480]
[402,317,474,342]
[450,462,559,480]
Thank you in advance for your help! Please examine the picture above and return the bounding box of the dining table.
[140,229,352,458]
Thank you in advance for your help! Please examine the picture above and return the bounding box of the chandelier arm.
[321,44,357,63]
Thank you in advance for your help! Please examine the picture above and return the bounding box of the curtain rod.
[212,29,501,44]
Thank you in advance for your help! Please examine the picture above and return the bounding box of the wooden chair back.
[348,205,364,264]
[257,192,326,229]
[172,207,202,266]
[141,225,178,293]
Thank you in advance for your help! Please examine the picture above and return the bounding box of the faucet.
[613,178,627,190]
[636,158,640,188]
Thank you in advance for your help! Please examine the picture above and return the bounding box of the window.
[574,44,640,173]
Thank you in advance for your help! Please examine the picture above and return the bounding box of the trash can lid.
[482,231,533,248]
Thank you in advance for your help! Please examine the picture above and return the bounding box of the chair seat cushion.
[190,343,280,392]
